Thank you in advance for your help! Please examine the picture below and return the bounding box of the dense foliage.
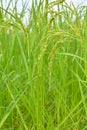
[0,0,87,129]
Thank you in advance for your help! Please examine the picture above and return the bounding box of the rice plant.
[0,0,87,129]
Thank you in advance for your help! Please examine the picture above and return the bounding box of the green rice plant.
[0,0,87,129]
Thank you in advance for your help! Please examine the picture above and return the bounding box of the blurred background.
[0,0,87,24]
